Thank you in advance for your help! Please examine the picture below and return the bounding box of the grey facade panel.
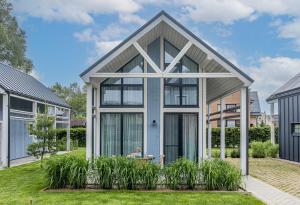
[278,94,300,163]
[147,38,160,162]
[0,63,69,108]
[0,94,2,121]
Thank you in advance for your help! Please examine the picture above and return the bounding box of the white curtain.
[182,114,197,161]
[123,114,143,156]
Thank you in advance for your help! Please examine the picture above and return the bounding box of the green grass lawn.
[0,148,264,205]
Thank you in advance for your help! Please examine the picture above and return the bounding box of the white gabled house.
[80,11,253,175]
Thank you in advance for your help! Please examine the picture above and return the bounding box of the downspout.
[246,88,249,175]
[7,92,10,167]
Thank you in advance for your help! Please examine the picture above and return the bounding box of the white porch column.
[220,97,226,159]
[270,103,275,144]
[66,109,71,151]
[207,103,212,159]
[1,93,9,167]
[199,77,207,162]
[95,85,101,157]
[86,84,93,160]
[240,87,249,175]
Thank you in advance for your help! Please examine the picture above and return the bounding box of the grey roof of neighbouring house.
[267,73,300,101]
[0,62,69,108]
[80,10,253,84]
[250,91,261,115]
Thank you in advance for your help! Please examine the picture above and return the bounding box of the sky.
[10,0,300,112]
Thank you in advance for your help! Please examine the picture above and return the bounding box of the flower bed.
[44,156,242,191]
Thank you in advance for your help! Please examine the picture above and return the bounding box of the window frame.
[100,112,144,156]
[291,123,300,136]
[100,55,144,108]
[163,40,199,108]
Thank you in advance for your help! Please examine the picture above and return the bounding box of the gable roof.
[250,91,261,115]
[0,62,69,108]
[267,73,300,101]
[80,10,253,85]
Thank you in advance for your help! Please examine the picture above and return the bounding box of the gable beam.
[133,42,161,73]
[164,41,193,73]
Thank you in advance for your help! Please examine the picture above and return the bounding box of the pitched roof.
[250,91,261,115]
[80,10,253,84]
[267,73,300,101]
[0,62,69,108]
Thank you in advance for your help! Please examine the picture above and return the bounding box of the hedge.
[211,126,279,148]
[56,128,86,147]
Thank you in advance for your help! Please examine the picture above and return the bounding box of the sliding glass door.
[164,113,198,163]
[100,113,143,156]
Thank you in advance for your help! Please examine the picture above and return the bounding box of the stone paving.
[227,158,300,198]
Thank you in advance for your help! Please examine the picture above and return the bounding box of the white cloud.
[278,18,300,50]
[74,29,97,42]
[248,56,300,112]
[30,69,42,80]
[119,13,146,26]
[12,0,141,24]
[95,40,122,55]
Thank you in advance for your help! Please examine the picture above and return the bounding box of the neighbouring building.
[210,91,262,128]
[80,11,253,175]
[267,73,300,163]
[0,63,71,168]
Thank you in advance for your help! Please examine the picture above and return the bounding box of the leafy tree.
[0,0,33,73]
[27,113,56,163]
[51,82,86,119]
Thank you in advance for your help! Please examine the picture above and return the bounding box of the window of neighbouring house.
[10,96,33,112]
[226,120,236,127]
[164,40,198,107]
[100,55,144,107]
[226,104,237,112]
[100,113,143,156]
[292,123,300,135]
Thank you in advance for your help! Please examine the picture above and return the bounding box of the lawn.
[0,148,264,205]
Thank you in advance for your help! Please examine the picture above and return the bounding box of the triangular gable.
[80,10,253,86]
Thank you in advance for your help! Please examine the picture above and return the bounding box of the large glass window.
[101,55,144,107]
[10,97,33,112]
[164,40,198,107]
[101,113,143,156]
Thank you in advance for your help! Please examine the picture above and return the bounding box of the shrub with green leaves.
[44,156,74,189]
[264,141,279,158]
[212,149,228,158]
[139,162,160,190]
[94,157,115,189]
[164,158,198,190]
[230,149,240,158]
[68,157,89,189]
[251,141,267,158]
[201,159,241,191]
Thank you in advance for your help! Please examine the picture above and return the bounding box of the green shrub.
[264,141,279,158]
[212,149,228,158]
[44,156,74,189]
[164,158,198,190]
[68,157,89,189]
[251,141,266,158]
[56,128,86,147]
[56,137,79,151]
[230,149,240,158]
[114,157,140,190]
[201,159,241,191]
[94,157,115,189]
[139,162,160,190]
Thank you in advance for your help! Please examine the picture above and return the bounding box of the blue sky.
[11,0,300,112]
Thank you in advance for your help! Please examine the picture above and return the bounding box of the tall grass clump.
[139,162,160,190]
[264,141,279,158]
[44,156,74,189]
[164,158,198,190]
[114,157,139,190]
[251,141,267,158]
[201,159,241,191]
[94,157,115,189]
[68,157,89,189]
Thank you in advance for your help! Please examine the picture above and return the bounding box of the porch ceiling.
[90,16,248,103]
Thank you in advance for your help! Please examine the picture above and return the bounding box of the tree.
[0,0,33,73]
[51,82,86,119]
[27,113,56,163]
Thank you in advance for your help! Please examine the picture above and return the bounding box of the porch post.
[66,109,71,151]
[240,87,249,175]
[220,97,226,159]
[1,93,9,167]
[86,84,93,160]
[95,85,101,157]
[270,103,275,144]
[202,78,207,160]
[208,103,212,159]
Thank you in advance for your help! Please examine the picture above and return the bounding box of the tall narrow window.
[100,113,143,156]
[164,40,198,107]
[101,55,144,107]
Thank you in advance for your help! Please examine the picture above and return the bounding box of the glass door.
[164,113,198,164]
